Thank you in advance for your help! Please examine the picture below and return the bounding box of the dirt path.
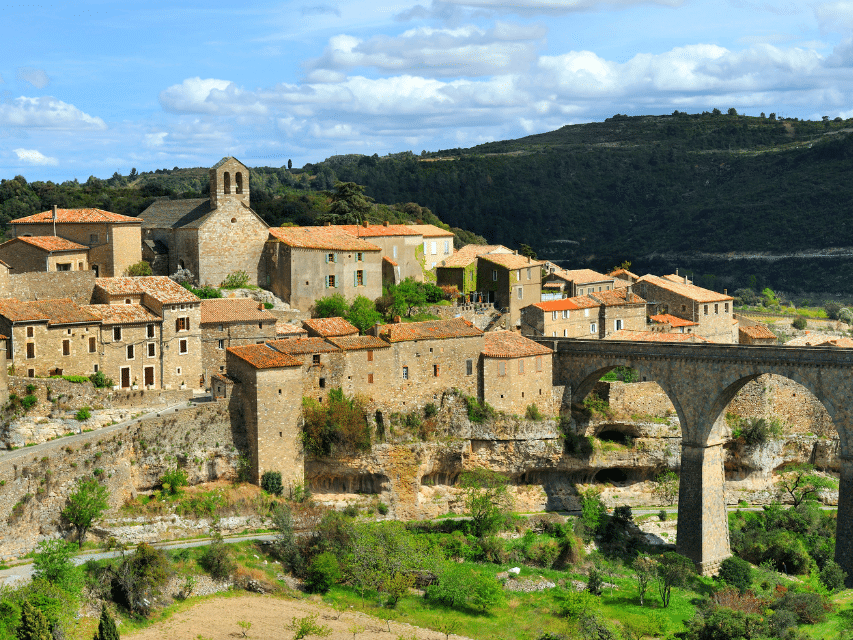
[124,594,464,640]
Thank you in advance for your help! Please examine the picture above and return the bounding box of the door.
[144,366,154,387]
[121,367,130,388]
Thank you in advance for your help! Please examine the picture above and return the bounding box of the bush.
[774,591,831,624]
[718,556,753,593]
[221,270,250,289]
[94,605,120,640]
[201,531,236,580]
[825,301,842,320]
[377,502,389,515]
[658,509,668,521]
[314,293,349,318]
[75,407,91,421]
[586,565,604,595]
[792,316,807,330]
[261,471,283,496]
[160,467,188,495]
[578,487,607,538]
[464,395,495,423]
[126,260,152,276]
[263,302,274,309]
[525,404,543,420]
[424,403,438,418]
[302,388,371,455]
[89,371,114,388]
[106,542,171,615]
[21,395,37,411]
[305,552,341,593]
[819,560,847,592]
[426,564,503,611]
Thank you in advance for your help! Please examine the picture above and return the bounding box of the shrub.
[586,565,604,595]
[106,542,171,615]
[718,556,753,593]
[459,468,512,538]
[825,301,842,320]
[21,395,37,411]
[160,467,188,495]
[426,564,503,611]
[89,371,114,388]
[94,605,120,640]
[314,293,349,318]
[261,471,283,496]
[464,395,495,423]
[302,389,371,456]
[305,552,341,593]
[75,407,91,421]
[289,614,332,640]
[126,260,153,276]
[773,591,831,624]
[792,316,807,330]
[221,270,250,289]
[377,502,389,515]
[525,404,543,420]
[263,302,274,309]
[424,402,438,418]
[526,539,560,568]
[658,509,668,521]
[25,383,37,394]
[200,530,236,580]
[578,487,607,538]
[819,560,847,592]
[557,590,600,618]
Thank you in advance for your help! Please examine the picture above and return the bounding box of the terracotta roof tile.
[302,317,359,337]
[276,321,308,337]
[550,268,611,283]
[268,337,341,355]
[227,343,303,369]
[608,268,640,281]
[564,295,601,309]
[589,288,646,306]
[405,224,455,237]
[605,330,711,343]
[325,335,390,351]
[10,236,88,252]
[438,244,510,268]
[479,253,545,270]
[739,324,777,340]
[650,313,698,327]
[639,274,732,303]
[83,304,160,325]
[784,333,853,347]
[211,372,238,385]
[336,224,422,238]
[376,318,483,342]
[268,226,380,251]
[12,208,140,224]
[0,298,99,325]
[383,256,399,267]
[200,299,276,325]
[96,276,200,304]
[532,298,583,312]
[483,331,552,358]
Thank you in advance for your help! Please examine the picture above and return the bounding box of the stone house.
[520,296,601,338]
[481,331,556,415]
[0,299,101,378]
[476,253,544,328]
[608,268,640,287]
[435,245,511,298]
[223,344,303,486]
[9,207,142,277]
[335,224,425,284]
[267,337,344,403]
[140,157,269,286]
[649,313,699,334]
[0,236,89,274]
[634,274,737,343]
[263,226,381,312]
[407,224,456,269]
[542,268,615,298]
[303,317,360,339]
[275,321,308,340]
[738,323,778,345]
[199,299,277,381]
[592,287,648,338]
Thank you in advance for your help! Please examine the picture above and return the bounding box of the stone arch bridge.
[533,337,853,576]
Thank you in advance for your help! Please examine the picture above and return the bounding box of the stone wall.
[201,320,277,381]
[3,270,96,305]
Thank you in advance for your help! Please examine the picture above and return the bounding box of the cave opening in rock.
[597,429,633,444]
[595,468,628,484]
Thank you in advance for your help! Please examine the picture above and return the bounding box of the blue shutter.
[354,271,358,287]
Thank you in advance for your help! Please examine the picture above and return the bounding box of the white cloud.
[159,77,268,116]
[396,0,682,19]
[16,67,50,89]
[815,1,853,31]
[145,132,168,147]
[13,148,58,166]
[0,96,106,129]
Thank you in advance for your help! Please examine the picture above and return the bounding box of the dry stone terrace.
[538,336,853,576]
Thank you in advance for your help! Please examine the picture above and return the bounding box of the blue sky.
[3,0,853,181]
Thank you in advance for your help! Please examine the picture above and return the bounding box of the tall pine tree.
[16,601,52,640]
[94,605,120,640]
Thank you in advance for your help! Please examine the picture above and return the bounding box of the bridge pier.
[837,457,853,583]
[676,441,731,575]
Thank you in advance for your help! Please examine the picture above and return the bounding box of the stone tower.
[209,157,250,209]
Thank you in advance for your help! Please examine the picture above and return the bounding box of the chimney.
[514,250,518,255]
[258,303,264,310]
[383,220,389,227]
[627,284,633,299]
[676,268,679,276]
[325,222,331,226]
[363,221,368,228]
[724,289,728,295]
[51,205,57,220]
[684,275,689,285]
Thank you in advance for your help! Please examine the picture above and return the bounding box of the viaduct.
[534,337,853,577]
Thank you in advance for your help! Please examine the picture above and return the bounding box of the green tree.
[314,293,349,318]
[326,181,374,224]
[62,477,109,548]
[106,543,170,615]
[305,552,341,594]
[632,555,656,606]
[792,316,807,330]
[32,540,82,595]
[825,301,842,320]
[656,552,693,608]
[578,487,607,537]
[94,605,120,640]
[125,261,152,277]
[385,278,427,317]
[459,469,513,537]
[16,600,51,640]
[518,243,537,259]
[346,295,382,334]
[819,560,847,592]
[761,288,779,307]
[775,464,838,507]
[718,556,752,593]
[653,471,679,506]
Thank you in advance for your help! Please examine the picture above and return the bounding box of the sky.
[3,0,853,182]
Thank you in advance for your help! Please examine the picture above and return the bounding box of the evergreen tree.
[94,606,119,640]
[17,601,52,640]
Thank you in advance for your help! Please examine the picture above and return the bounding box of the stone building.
[608,268,640,287]
[739,324,778,345]
[408,224,456,269]
[140,157,269,286]
[325,334,393,399]
[481,331,556,415]
[303,317,360,339]
[543,268,615,298]
[476,253,544,328]
[605,329,711,343]
[9,207,142,277]
[435,245,512,298]
[264,226,382,312]
[634,274,737,343]
[592,287,647,338]
[649,313,699,334]
[267,337,344,403]
[0,236,89,274]
[334,224,425,283]
[224,344,303,486]
[199,299,277,380]
[520,296,601,338]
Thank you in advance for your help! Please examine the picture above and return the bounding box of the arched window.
[223,172,231,194]
[235,172,243,194]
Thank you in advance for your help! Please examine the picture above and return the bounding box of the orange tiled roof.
[565,295,601,309]
[376,318,483,342]
[12,208,140,224]
[478,253,545,270]
[405,224,455,237]
[589,288,645,306]
[532,298,583,312]
[200,299,276,324]
[83,304,160,325]
[268,337,341,355]
[483,331,552,359]
[605,330,711,343]
[784,332,853,347]
[550,268,611,283]
[639,274,732,303]
[95,276,200,304]
[276,321,308,337]
[739,324,777,340]
[650,313,698,327]
[608,268,640,281]
[268,226,381,251]
[0,298,99,325]
[11,236,88,252]
[211,372,238,385]
[302,317,359,337]
[383,256,399,267]
[438,244,510,268]
[227,343,303,369]
[336,224,422,238]
[326,335,390,351]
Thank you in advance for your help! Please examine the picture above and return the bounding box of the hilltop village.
[0,157,802,490]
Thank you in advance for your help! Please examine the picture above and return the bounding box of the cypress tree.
[94,605,120,640]
[16,601,52,640]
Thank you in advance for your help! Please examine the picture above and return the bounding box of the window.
[431,241,437,255]
[224,171,231,194]
[433,364,440,377]
[93,364,98,373]
[466,359,473,376]
[127,344,134,360]
[562,310,569,319]
[704,305,709,315]
[614,319,623,330]
[392,245,397,259]
[26,326,33,338]
[402,366,409,380]
[724,303,729,313]
[368,373,374,384]
[492,270,498,281]
[498,361,506,376]
[313,354,321,365]
[527,268,531,280]
[355,270,364,286]
[552,310,557,321]
[536,356,542,372]
[444,240,450,254]
[518,359,524,374]
[552,331,556,337]
[326,275,336,288]
[27,368,34,377]
[176,317,189,331]
[179,339,187,354]
[563,329,567,337]
[78,262,83,270]
[714,304,719,315]
[62,340,70,356]
[326,253,336,263]
[590,323,597,334]
[357,252,363,262]
[89,233,98,244]
[89,337,96,353]
[235,171,243,194]
[367,350,373,362]
[579,288,584,295]
[147,324,155,338]
[517,287,523,300]
[113,326,122,341]
[682,304,687,312]
[125,299,131,304]
[598,287,602,292]
[319,377,326,388]
[148,342,156,357]
[217,339,224,350]
[55,261,70,270]
[176,367,182,375]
